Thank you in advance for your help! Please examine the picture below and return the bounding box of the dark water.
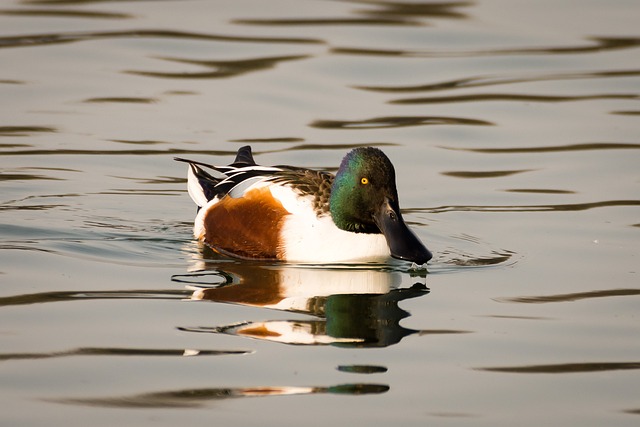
[1,0,639,425]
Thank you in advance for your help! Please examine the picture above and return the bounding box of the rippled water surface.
[1,0,639,425]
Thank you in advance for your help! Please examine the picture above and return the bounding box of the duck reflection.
[174,260,429,348]
[52,383,389,408]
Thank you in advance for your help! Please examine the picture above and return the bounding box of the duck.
[175,145,432,264]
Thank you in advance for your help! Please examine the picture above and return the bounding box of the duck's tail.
[174,146,257,208]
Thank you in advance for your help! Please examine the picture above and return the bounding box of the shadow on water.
[174,258,454,348]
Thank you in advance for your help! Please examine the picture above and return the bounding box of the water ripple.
[233,0,471,27]
[126,54,309,79]
[0,347,250,361]
[332,36,640,57]
[391,93,638,105]
[418,200,640,214]
[0,29,323,49]
[495,288,640,304]
[354,69,640,93]
[83,97,158,104]
[0,8,133,19]
[477,361,640,374]
[434,249,516,268]
[441,169,535,179]
[233,17,423,27]
[0,172,63,181]
[443,142,640,154]
[0,289,189,307]
[0,126,56,136]
[310,116,493,129]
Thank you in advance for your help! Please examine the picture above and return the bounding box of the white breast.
[279,209,391,263]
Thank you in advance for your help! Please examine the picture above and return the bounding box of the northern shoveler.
[176,146,432,264]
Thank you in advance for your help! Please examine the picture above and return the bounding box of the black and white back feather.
[175,145,334,214]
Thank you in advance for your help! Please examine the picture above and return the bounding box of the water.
[1,0,639,425]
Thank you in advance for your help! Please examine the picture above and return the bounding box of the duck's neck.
[329,185,378,234]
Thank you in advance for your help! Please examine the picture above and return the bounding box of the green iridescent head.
[329,147,432,264]
[330,147,397,232]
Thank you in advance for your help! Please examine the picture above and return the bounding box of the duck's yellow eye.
[361,177,369,185]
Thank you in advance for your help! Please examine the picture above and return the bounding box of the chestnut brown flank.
[203,187,288,259]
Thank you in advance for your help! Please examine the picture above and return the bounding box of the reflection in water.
[0,126,56,136]
[441,169,534,179]
[0,29,323,50]
[0,8,133,19]
[310,115,493,129]
[355,69,640,93]
[230,137,305,143]
[0,289,189,307]
[51,383,389,408]
[234,17,423,27]
[174,263,440,347]
[0,347,250,361]
[233,0,471,26]
[419,200,640,214]
[337,365,388,374]
[332,36,640,57]
[445,142,640,154]
[391,93,638,105]
[504,189,575,195]
[126,54,309,79]
[83,97,158,104]
[612,110,640,116]
[338,0,471,20]
[1,147,235,157]
[0,203,65,212]
[1,172,63,181]
[478,361,640,374]
[264,142,398,154]
[1,143,404,157]
[496,288,640,304]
